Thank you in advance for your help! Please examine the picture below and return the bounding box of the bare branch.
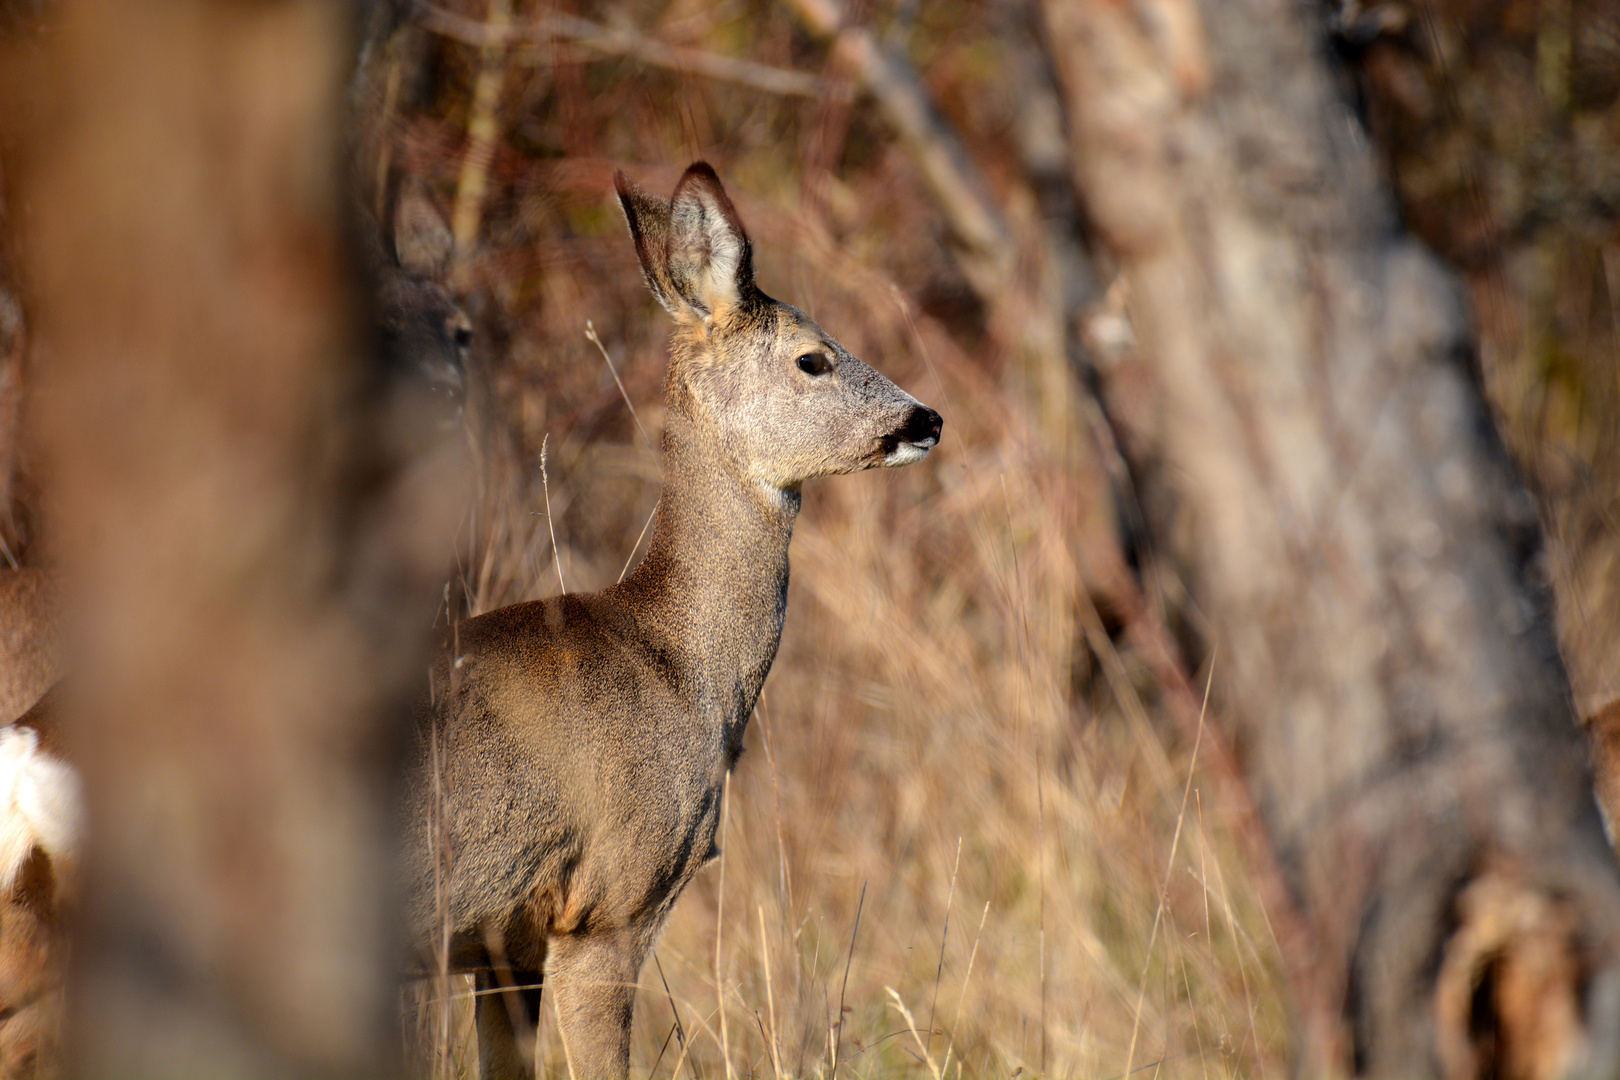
[413,2,822,98]
[781,0,1013,296]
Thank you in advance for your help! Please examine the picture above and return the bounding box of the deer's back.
[405,588,728,967]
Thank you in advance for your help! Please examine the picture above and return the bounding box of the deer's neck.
[619,402,797,755]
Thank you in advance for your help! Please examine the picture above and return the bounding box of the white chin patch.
[883,442,931,467]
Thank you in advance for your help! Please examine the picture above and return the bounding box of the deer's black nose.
[903,404,943,446]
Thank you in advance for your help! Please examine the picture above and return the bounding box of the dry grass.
[364,2,1294,1075]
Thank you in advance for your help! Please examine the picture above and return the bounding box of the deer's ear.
[615,170,683,316]
[667,162,755,321]
[393,181,453,277]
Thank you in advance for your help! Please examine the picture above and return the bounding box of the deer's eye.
[797,353,834,377]
[451,323,474,350]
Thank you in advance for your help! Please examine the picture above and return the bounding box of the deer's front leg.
[546,930,642,1080]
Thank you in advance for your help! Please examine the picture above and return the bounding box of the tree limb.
[413,2,822,98]
[780,0,1012,297]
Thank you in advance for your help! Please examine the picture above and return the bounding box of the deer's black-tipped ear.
[393,180,453,277]
[667,162,755,321]
[614,169,682,316]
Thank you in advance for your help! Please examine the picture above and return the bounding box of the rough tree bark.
[1329,0,1620,832]
[1044,0,1620,1076]
[1,2,464,1075]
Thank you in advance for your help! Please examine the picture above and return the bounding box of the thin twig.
[414,1,821,96]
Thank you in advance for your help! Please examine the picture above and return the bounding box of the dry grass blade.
[831,881,866,1078]
[715,774,734,1080]
[538,433,565,595]
[1123,662,1215,1080]
[617,500,659,584]
[927,836,963,1052]
[758,904,783,1080]
[1001,473,1047,1073]
[886,987,945,1080]
[554,984,579,1080]
[943,901,990,1080]
[586,320,656,458]
[372,5,1293,1072]
[653,954,698,1080]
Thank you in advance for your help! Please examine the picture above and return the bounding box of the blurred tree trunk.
[1329,0,1620,828]
[0,2,460,1075]
[1044,0,1620,1076]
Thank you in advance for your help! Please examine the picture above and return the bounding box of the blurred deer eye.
[797,353,833,376]
[452,324,474,349]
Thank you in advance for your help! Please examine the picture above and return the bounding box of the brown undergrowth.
[363,3,1292,1075]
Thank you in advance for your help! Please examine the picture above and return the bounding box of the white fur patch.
[671,186,746,314]
[883,442,932,467]
[698,205,744,304]
[0,725,82,894]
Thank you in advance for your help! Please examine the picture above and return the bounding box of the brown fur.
[0,587,66,1080]
[1587,698,1620,844]
[371,179,471,417]
[402,162,942,1080]
[0,846,66,1080]
[0,573,57,730]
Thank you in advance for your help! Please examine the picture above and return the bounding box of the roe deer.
[368,178,473,442]
[402,162,943,1079]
